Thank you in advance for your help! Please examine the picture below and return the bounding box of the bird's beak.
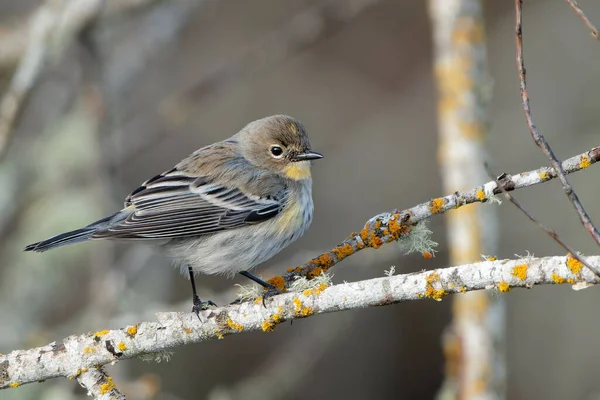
[292,150,324,162]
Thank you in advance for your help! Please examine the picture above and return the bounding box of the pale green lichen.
[397,221,438,256]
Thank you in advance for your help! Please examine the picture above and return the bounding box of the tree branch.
[564,0,600,40]
[76,367,126,400]
[268,146,600,289]
[1,255,598,392]
[515,0,600,248]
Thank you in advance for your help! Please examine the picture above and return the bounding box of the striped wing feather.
[92,169,283,239]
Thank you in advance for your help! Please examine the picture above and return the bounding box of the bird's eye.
[270,145,284,158]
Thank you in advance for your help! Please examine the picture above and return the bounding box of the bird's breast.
[276,183,313,235]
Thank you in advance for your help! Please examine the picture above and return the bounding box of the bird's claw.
[261,286,283,307]
[192,295,217,319]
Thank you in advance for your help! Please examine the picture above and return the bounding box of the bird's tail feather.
[24,227,97,252]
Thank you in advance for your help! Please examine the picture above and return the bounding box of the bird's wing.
[92,168,284,239]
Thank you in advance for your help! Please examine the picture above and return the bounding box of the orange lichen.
[498,281,511,292]
[486,256,497,261]
[99,377,115,395]
[314,254,334,269]
[307,267,323,279]
[423,272,446,300]
[83,347,96,354]
[262,307,284,332]
[273,307,284,322]
[126,326,137,337]
[9,382,20,388]
[539,171,550,180]
[292,297,313,317]
[425,286,447,301]
[552,273,566,284]
[93,330,109,338]
[567,278,576,284]
[476,189,485,201]
[226,318,244,332]
[423,251,433,259]
[262,320,275,332]
[511,264,528,281]
[458,121,484,140]
[370,234,384,249]
[331,243,354,260]
[359,220,385,249]
[117,342,127,352]
[580,155,591,169]
[426,271,440,284]
[303,282,329,297]
[254,297,263,305]
[388,214,412,240]
[266,275,285,291]
[182,327,193,334]
[435,62,474,112]
[566,254,583,274]
[458,287,467,293]
[452,18,485,45]
[430,198,445,214]
[360,228,369,244]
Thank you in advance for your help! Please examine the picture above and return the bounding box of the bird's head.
[237,115,323,180]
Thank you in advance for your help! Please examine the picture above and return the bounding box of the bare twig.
[269,146,600,289]
[564,0,600,40]
[486,164,600,277]
[1,255,599,391]
[77,367,126,400]
[515,0,600,247]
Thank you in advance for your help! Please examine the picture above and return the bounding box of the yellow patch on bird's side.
[277,202,303,233]
[283,162,311,180]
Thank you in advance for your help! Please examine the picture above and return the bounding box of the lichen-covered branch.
[1,255,598,392]
[269,146,600,289]
[76,367,126,400]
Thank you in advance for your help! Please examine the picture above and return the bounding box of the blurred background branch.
[427,1,502,399]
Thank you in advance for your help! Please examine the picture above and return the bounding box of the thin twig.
[1,255,599,391]
[564,0,600,40]
[268,146,600,289]
[76,367,126,400]
[515,0,600,247]
[486,163,600,277]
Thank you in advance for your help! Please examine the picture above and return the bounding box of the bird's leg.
[188,265,216,317]
[239,271,282,306]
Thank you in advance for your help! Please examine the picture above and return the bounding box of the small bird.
[25,115,323,313]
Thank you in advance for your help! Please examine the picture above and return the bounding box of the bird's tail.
[24,227,96,253]
[23,214,117,253]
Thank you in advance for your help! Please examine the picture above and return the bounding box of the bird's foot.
[261,285,283,307]
[192,295,217,319]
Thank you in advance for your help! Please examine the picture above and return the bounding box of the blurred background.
[1,0,600,399]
